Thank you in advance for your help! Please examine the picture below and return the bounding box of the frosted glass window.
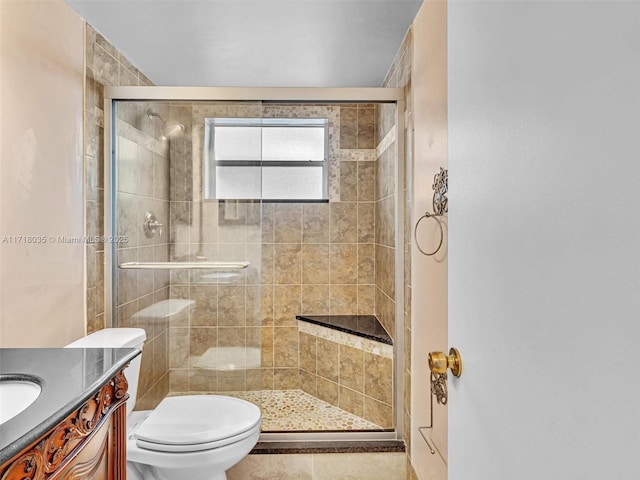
[262,167,324,199]
[216,166,261,199]
[262,127,325,161]
[214,126,262,160]
[206,118,328,201]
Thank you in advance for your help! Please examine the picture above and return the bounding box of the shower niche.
[108,93,402,437]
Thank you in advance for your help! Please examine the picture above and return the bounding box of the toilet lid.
[134,395,261,446]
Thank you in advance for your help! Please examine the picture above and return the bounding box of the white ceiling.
[65,0,422,87]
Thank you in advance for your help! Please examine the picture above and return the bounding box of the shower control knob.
[428,348,462,377]
[143,212,164,238]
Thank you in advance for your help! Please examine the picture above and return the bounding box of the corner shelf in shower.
[296,315,393,345]
[117,261,250,270]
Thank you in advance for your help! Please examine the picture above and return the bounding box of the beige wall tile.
[274,285,301,327]
[316,337,339,382]
[261,203,275,243]
[330,203,357,243]
[302,203,330,243]
[219,370,246,391]
[357,285,376,315]
[169,369,188,392]
[189,285,217,326]
[375,244,395,299]
[93,44,119,85]
[329,244,358,284]
[218,285,246,326]
[274,368,300,389]
[246,285,262,326]
[357,107,376,149]
[274,244,302,284]
[246,369,262,391]
[340,107,358,149]
[357,202,375,243]
[339,385,364,417]
[357,244,375,284]
[300,369,317,397]
[274,203,302,243]
[316,377,339,406]
[189,368,217,392]
[261,286,274,326]
[261,243,274,284]
[261,326,274,368]
[169,327,189,368]
[302,244,330,284]
[189,327,217,357]
[375,287,396,341]
[330,285,358,314]
[299,332,317,373]
[301,285,330,314]
[339,344,364,392]
[375,195,395,248]
[261,367,274,390]
[365,352,393,404]
[364,396,393,429]
[357,161,376,202]
[152,330,169,384]
[273,326,299,367]
[340,161,358,202]
[218,327,245,348]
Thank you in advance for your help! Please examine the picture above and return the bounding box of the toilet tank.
[65,328,146,416]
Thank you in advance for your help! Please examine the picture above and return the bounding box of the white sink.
[0,379,41,425]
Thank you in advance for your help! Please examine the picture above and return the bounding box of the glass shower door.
[112,100,263,410]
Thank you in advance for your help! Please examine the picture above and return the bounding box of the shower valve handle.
[143,212,164,238]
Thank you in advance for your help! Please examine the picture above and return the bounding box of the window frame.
[204,117,329,201]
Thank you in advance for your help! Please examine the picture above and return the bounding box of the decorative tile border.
[375,124,396,159]
[116,120,167,156]
[340,149,376,162]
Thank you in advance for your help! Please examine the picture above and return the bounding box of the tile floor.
[172,389,383,431]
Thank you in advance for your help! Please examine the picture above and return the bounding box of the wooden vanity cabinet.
[0,369,129,480]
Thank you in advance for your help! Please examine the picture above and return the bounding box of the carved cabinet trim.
[0,369,129,480]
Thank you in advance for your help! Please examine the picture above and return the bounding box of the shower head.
[146,109,185,139]
[162,120,185,139]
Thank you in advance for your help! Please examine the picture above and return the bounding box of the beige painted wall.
[0,0,85,347]
[410,0,448,477]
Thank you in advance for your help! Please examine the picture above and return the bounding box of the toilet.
[66,328,261,480]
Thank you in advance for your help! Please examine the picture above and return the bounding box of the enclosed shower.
[105,88,404,439]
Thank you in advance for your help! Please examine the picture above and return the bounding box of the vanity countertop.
[0,347,140,465]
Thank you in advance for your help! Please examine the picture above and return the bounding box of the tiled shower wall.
[83,33,398,411]
[167,102,264,394]
[84,24,154,334]
[114,102,172,410]
[83,25,168,409]
[161,103,383,395]
[260,104,378,391]
[379,29,416,479]
[299,323,394,428]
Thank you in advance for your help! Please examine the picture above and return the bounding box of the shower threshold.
[172,389,383,431]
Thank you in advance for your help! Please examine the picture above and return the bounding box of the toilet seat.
[134,395,261,453]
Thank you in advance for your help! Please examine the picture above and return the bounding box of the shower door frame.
[103,87,406,442]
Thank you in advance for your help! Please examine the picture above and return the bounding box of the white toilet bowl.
[66,328,261,480]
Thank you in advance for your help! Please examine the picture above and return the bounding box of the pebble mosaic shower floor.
[173,390,382,431]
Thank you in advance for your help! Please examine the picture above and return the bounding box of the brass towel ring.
[414,212,444,256]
